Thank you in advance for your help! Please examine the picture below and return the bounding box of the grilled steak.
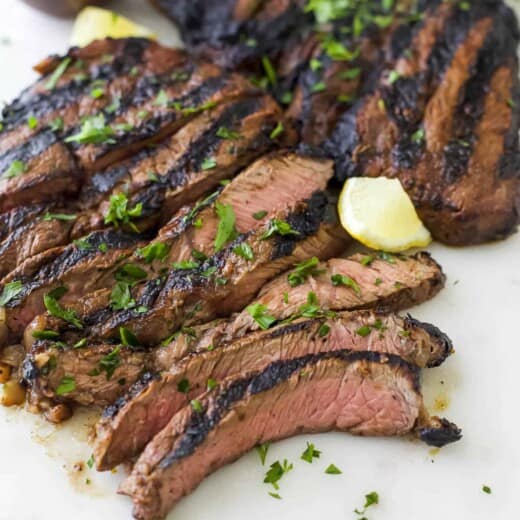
[23,153,344,347]
[23,249,444,413]
[120,350,460,520]
[93,309,452,470]
[328,0,520,244]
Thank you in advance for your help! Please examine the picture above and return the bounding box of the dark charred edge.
[0,38,152,130]
[0,129,59,176]
[130,96,278,216]
[103,371,160,419]
[271,190,333,260]
[442,5,520,183]
[3,229,143,307]
[499,65,520,180]
[387,1,498,172]
[403,314,453,367]
[418,417,462,447]
[153,0,311,70]
[0,203,50,247]
[158,350,420,469]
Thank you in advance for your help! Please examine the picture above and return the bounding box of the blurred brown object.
[20,0,107,17]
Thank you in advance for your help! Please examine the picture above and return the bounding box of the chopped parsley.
[339,67,361,80]
[280,91,293,105]
[65,114,115,145]
[99,346,121,380]
[330,274,361,296]
[269,121,284,139]
[115,264,147,284]
[104,193,143,231]
[172,260,199,270]
[310,58,323,71]
[216,127,240,140]
[378,251,396,263]
[411,127,425,144]
[482,485,492,494]
[86,454,94,469]
[154,89,169,107]
[264,459,293,490]
[207,378,218,391]
[90,86,105,99]
[4,160,27,179]
[105,95,121,114]
[136,242,170,263]
[214,202,237,252]
[374,277,383,286]
[56,375,76,395]
[318,323,330,337]
[31,329,60,340]
[177,378,190,393]
[0,280,23,306]
[325,464,342,475]
[119,326,139,347]
[44,57,71,90]
[246,303,277,330]
[191,399,203,413]
[201,157,217,170]
[356,325,371,337]
[252,210,268,220]
[321,36,360,62]
[43,293,83,329]
[43,212,77,222]
[288,257,322,287]
[301,442,321,463]
[191,249,207,262]
[304,0,348,23]
[388,69,401,84]
[256,442,270,465]
[360,255,374,266]
[110,282,135,311]
[261,55,277,86]
[355,491,379,515]
[27,115,38,129]
[311,81,326,93]
[260,219,299,240]
[233,242,254,260]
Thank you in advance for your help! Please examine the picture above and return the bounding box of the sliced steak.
[0,229,147,347]
[328,0,520,244]
[0,38,260,211]
[93,309,452,469]
[120,351,461,520]
[22,248,444,417]
[24,153,344,347]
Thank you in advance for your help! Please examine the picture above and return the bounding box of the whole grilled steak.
[120,351,461,520]
[328,0,520,244]
[93,309,452,470]
[23,249,444,414]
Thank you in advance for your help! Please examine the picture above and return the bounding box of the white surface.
[0,1,519,519]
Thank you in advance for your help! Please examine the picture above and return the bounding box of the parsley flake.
[301,442,321,463]
[214,202,237,252]
[0,280,23,306]
[56,375,76,395]
[246,303,277,330]
[330,274,361,296]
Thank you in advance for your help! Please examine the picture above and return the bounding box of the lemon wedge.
[338,177,432,252]
[71,7,156,47]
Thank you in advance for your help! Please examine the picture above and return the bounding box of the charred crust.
[158,350,419,469]
[103,371,160,419]
[418,417,462,447]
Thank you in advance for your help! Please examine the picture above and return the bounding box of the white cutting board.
[0,1,519,519]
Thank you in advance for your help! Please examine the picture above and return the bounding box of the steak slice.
[93,309,453,470]
[328,0,520,244]
[22,248,443,415]
[0,229,146,346]
[120,351,461,520]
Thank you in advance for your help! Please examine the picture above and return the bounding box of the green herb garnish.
[269,121,284,140]
[65,114,115,145]
[288,257,322,287]
[136,242,169,263]
[177,378,190,393]
[325,464,342,475]
[216,127,240,140]
[260,219,299,240]
[43,212,77,222]
[264,459,293,490]
[256,442,270,465]
[233,242,254,260]
[330,274,361,296]
[44,57,71,90]
[98,346,121,380]
[252,210,268,220]
[4,160,27,179]
[246,303,277,330]
[119,326,138,347]
[104,193,142,231]
[43,293,82,329]
[0,280,23,306]
[214,202,237,252]
[301,442,321,463]
[56,375,76,395]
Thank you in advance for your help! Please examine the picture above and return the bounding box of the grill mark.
[5,230,141,306]
[386,3,495,170]
[442,13,519,183]
[158,350,419,469]
[0,129,58,176]
[1,39,151,130]
[130,96,269,214]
